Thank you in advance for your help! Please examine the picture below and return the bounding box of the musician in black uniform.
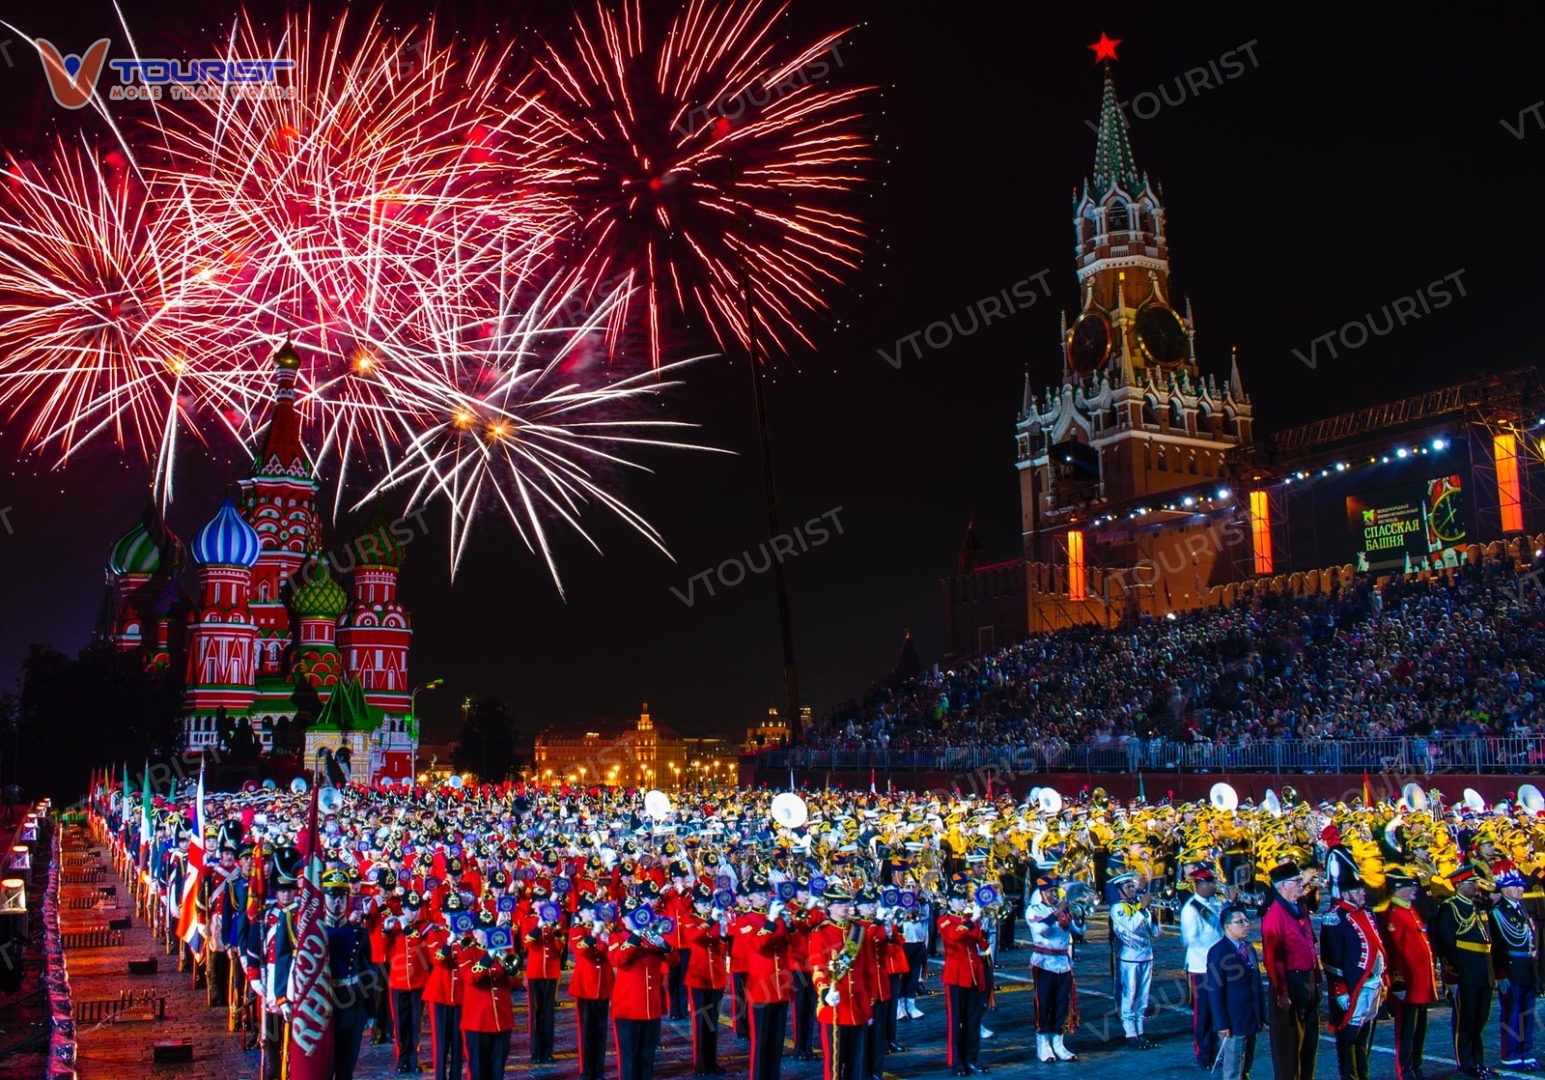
[1432,867,1496,1078]
[324,868,373,1080]
[1489,863,1539,1069]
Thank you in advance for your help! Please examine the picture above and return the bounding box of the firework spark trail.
[528,0,873,369]
[0,142,235,477]
[355,276,730,591]
[0,1,869,587]
[136,9,575,483]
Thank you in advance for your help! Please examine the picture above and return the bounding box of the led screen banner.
[1346,475,1465,571]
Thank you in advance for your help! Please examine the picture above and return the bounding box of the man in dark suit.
[1205,904,1268,1080]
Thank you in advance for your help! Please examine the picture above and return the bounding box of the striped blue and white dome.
[191,499,261,568]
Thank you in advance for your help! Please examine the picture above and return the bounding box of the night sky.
[0,2,1540,743]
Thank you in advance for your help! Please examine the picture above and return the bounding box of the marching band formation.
[88,774,1545,1080]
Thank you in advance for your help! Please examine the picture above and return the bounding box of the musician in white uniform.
[1110,872,1161,1049]
[1027,873,1085,1063]
[1180,867,1228,1066]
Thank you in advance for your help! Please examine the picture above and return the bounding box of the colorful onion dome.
[191,499,262,568]
[108,503,183,576]
[292,559,348,619]
[352,502,406,568]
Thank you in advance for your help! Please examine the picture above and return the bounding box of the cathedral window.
[1189,456,1198,475]
[1157,449,1168,471]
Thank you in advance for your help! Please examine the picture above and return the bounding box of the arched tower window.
[1107,202,1130,232]
[1172,399,1186,432]
[1142,396,1158,427]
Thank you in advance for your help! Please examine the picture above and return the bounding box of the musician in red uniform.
[938,880,988,1076]
[682,884,729,1076]
[857,889,907,1076]
[423,893,467,1080]
[810,884,874,1080]
[568,896,614,1080]
[1379,868,1440,1080]
[523,883,564,1064]
[461,911,517,1080]
[745,875,793,1080]
[727,882,761,1041]
[610,898,675,1080]
[384,888,431,1073]
[664,861,696,1020]
[363,868,396,1045]
[788,877,824,1062]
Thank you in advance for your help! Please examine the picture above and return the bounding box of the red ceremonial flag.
[286,787,334,1079]
[1363,772,1372,807]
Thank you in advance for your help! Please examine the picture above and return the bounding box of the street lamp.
[409,678,444,787]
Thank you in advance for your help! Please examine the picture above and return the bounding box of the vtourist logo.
[35,39,111,110]
[671,507,846,606]
[1501,101,1545,140]
[878,270,1052,369]
[0,506,11,536]
[285,508,431,593]
[673,40,847,138]
[1292,269,1468,370]
[29,36,296,109]
[1082,40,1261,133]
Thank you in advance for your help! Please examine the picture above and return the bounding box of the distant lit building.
[532,703,687,789]
[415,743,459,784]
[743,706,803,752]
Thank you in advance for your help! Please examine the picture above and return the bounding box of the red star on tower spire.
[1088,32,1122,64]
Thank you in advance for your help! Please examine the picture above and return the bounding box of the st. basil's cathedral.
[96,339,418,782]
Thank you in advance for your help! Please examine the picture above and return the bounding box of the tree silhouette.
[451,697,519,784]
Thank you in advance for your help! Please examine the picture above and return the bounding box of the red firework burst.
[529,0,873,367]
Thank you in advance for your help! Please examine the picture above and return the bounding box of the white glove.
[876,907,891,922]
[767,902,784,921]
[825,989,842,1007]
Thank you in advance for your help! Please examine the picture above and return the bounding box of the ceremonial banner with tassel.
[286,786,334,1080]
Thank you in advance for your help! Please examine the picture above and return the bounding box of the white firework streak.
[354,278,729,595]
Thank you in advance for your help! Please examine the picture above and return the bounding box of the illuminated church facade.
[97,341,418,781]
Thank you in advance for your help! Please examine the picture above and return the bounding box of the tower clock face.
[1429,487,1465,545]
[1134,304,1187,366]
[1067,312,1111,374]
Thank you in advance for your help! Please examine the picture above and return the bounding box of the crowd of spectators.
[801,552,1545,758]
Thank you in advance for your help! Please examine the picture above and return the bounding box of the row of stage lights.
[1087,437,1454,528]
[1285,437,1450,484]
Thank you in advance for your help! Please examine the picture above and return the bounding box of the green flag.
[1137,772,1146,803]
